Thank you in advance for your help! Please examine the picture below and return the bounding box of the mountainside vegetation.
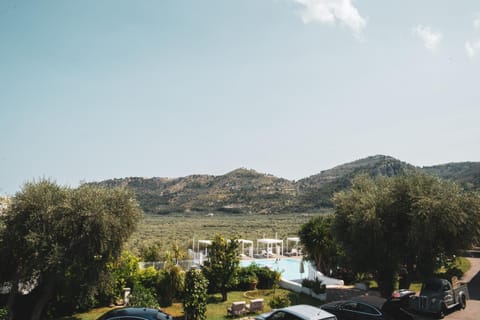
[88,155,480,215]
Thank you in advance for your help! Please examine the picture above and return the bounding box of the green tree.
[0,180,142,320]
[298,214,341,274]
[333,174,480,297]
[139,241,163,262]
[183,269,208,320]
[107,251,141,304]
[201,235,239,301]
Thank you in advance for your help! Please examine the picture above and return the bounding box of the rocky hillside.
[296,155,417,209]
[93,168,298,214]
[89,155,479,214]
[422,162,480,190]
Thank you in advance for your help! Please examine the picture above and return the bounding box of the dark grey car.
[97,307,173,320]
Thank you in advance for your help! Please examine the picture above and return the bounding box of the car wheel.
[460,295,467,309]
[437,304,447,319]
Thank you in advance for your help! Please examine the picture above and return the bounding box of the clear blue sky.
[1,0,479,195]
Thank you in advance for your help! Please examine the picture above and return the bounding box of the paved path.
[442,252,480,320]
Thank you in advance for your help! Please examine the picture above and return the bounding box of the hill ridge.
[89,155,479,214]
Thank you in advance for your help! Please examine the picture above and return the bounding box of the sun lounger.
[227,301,247,317]
[261,249,275,258]
[246,298,264,313]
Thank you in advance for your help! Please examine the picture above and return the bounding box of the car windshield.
[423,280,441,291]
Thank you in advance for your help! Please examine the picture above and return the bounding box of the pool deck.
[240,254,303,260]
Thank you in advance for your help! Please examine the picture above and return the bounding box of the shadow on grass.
[207,295,224,304]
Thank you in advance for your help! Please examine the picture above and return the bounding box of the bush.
[0,308,8,320]
[239,264,280,289]
[435,267,464,282]
[234,265,279,290]
[268,292,291,309]
[158,263,185,306]
[236,268,259,290]
[127,285,159,308]
[137,266,160,290]
[301,278,326,294]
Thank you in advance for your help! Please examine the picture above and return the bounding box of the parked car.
[97,307,173,320]
[256,304,337,320]
[408,277,468,318]
[321,295,416,320]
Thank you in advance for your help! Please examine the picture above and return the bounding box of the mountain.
[93,168,297,214]
[421,162,480,190]
[89,156,479,214]
[296,155,417,209]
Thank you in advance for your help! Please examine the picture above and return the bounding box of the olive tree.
[0,180,142,320]
[333,173,480,297]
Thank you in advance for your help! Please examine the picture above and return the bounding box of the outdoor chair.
[246,298,264,313]
[262,249,275,258]
[227,301,247,317]
[284,248,297,256]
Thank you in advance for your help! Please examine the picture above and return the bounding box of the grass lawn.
[160,289,321,320]
[58,289,322,320]
[56,306,116,320]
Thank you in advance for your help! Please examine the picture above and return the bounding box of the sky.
[1,0,479,195]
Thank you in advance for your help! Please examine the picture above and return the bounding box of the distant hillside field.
[89,155,480,215]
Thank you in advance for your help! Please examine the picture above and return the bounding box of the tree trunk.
[376,269,395,298]
[6,279,19,320]
[30,283,55,320]
[221,288,228,302]
[316,254,323,274]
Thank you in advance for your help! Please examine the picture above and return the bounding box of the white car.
[256,304,337,320]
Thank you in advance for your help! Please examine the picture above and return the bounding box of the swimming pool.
[240,258,307,281]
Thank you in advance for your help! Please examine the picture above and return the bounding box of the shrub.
[241,264,280,289]
[184,269,209,320]
[301,278,326,294]
[435,267,464,282]
[236,267,259,290]
[127,285,158,308]
[137,266,160,290]
[0,307,8,320]
[268,292,291,309]
[158,263,185,306]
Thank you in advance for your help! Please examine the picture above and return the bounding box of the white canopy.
[256,238,283,256]
[286,237,300,255]
[197,240,212,255]
[238,239,254,257]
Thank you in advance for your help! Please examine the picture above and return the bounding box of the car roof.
[281,304,337,319]
[100,307,171,320]
[350,296,386,309]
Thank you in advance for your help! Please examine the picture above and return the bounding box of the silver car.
[256,304,337,320]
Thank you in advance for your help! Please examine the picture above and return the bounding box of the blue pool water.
[240,258,307,281]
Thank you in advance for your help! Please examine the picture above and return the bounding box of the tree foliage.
[139,241,163,262]
[333,173,480,297]
[0,180,142,319]
[201,235,239,301]
[127,284,158,308]
[158,258,185,306]
[183,269,208,320]
[298,214,341,274]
